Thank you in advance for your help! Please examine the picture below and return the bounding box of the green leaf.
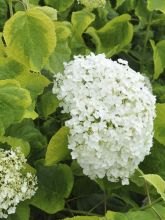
[37,91,60,117]
[140,140,165,182]
[0,0,8,31]
[71,9,95,54]
[31,162,74,214]
[86,14,133,57]
[0,79,32,135]
[64,217,99,220]
[0,136,30,157]
[45,0,74,12]
[64,205,165,219]
[3,9,56,71]
[142,174,165,200]
[30,0,39,4]
[147,0,165,13]
[71,160,83,176]
[45,126,69,166]
[0,58,50,101]
[135,0,151,24]
[154,103,165,145]
[116,0,125,9]
[23,106,38,120]
[16,70,50,101]
[105,204,165,219]
[130,169,145,187]
[0,58,26,80]
[151,40,165,79]
[0,34,6,58]
[73,177,102,197]
[6,119,47,152]
[7,202,30,220]
[35,6,57,20]
[104,211,127,220]
[24,163,37,175]
[46,21,71,73]
[117,0,137,11]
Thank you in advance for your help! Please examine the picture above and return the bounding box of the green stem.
[63,208,102,217]
[103,190,107,215]
[17,0,27,11]
[67,195,88,202]
[140,12,153,72]
[8,0,13,17]
[144,13,153,49]
[140,197,162,210]
[88,200,104,213]
[23,0,29,10]
[66,202,74,217]
[145,180,151,205]
[151,207,163,220]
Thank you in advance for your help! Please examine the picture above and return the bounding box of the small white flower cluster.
[53,53,156,185]
[0,148,37,218]
[77,0,106,9]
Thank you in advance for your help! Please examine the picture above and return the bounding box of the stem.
[88,200,104,213]
[17,0,27,11]
[145,180,151,205]
[63,208,102,217]
[8,0,13,17]
[23,0,29,10]
[66,202,74,217]
[140,12,153,72]
[144,13,153,49]
[140,197,162,210]
[103,190,107,215]
[26,0,30,9]
[151,207,163,220]
[67,195,88,202]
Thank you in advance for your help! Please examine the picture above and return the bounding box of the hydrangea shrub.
[53,53,156,185]
[0,148,37,218]
[0,0,165,219]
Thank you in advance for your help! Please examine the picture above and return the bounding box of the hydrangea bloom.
[77,0,106,9]
[0,148,37,218]
[53,53,156,185]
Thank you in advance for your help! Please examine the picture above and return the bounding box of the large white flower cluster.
[0,148,37,218]
[53,53,156,185]
[77,0,106,9]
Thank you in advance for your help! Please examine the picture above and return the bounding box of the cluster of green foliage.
[0,0,165,219]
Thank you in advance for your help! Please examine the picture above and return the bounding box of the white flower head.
[77,0,106,9]
[0,148,37,218]
[53,53,156,185]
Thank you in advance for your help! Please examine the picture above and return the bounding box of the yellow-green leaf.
[147,0,165,13]
[37,91,60,118]
[142,174,165,200]
[16,70,50,101]
[0,79,32,135]
[0,136,30,157]
[46,21,71,73]
[45,126,70,166]
[35,6,57,21]
[86,14,133,57]
[151,40,165,79]
[3,9,56,71]
[45,0,74,12]
[71,9,95,54]
[64,217,99,220]
[154,103,165,145]
[0,58,50,101]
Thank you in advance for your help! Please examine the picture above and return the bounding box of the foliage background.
[0,0,165,219]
